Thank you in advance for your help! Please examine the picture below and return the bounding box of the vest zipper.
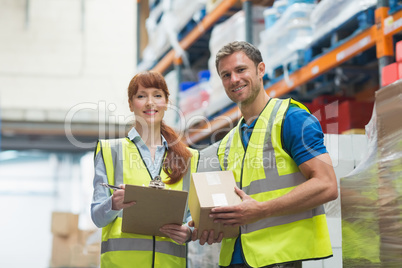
[238,119,256,268]
[236,128,248,266]
[152,236,155,268]
[128,138,159,268]
[233,149,252,267]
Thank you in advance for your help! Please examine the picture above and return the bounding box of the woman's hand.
[111,184,136,211]
[159,224,192,245]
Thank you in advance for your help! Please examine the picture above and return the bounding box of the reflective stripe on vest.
[97,138,199,268]
[217,98,332,267]
[101,237,186,258]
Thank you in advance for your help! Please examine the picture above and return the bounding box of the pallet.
[268,49,306,81]
[303,7,375,65]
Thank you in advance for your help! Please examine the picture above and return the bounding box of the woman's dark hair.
[128,71,192,184]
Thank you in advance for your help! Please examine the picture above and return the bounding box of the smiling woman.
[129,85,167,126]
[127,71,194,183]
[90,71,200,268]
[128,73,168,127]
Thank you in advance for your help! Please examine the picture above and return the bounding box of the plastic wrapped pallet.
[258,3,315,80]
[310,0,377,43]
[207,7,265,117]
[340,80,402,267]
[138,0,207,71]
[50,212,101,267]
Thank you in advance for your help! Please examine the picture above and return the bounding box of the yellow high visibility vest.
[217,98,333,267]
[95,137,199,268]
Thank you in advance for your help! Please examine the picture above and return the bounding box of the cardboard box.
[122,184,188,236]
[51,212,79,237]
[70,244,100,268]
[50,233,100,268]
[50,211,101,268]
[50,233,79,267]
[189,171,242,239]
[78,229,96,245]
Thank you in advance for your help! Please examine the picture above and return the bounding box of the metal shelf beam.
[151,0,239,74]
[186,7,402,145]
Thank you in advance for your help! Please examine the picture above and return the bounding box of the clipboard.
[121,184,188,236]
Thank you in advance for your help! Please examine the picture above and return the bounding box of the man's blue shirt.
[230,104,327,264]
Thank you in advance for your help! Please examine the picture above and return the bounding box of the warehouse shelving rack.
[137,0,401,145]
[150,0,242,74]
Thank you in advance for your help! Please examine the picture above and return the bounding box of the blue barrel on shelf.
[198,70,211,82]
[180,81,197,92]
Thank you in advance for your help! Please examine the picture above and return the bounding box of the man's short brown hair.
[215,41,263,74]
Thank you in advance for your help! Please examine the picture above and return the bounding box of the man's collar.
[240,117,258,130]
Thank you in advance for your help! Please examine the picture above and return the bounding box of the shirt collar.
[127,127,168,149]
[240,117,258,130]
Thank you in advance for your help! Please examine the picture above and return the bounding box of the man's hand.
[209,187,263,227]
[111,184,136,210]
[188,221,223,245]
[159,224,191,245]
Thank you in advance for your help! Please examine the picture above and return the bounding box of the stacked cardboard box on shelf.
[50,212,101,268]
[340,80,402,267]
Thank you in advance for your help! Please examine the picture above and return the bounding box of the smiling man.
[195,41,339,268]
